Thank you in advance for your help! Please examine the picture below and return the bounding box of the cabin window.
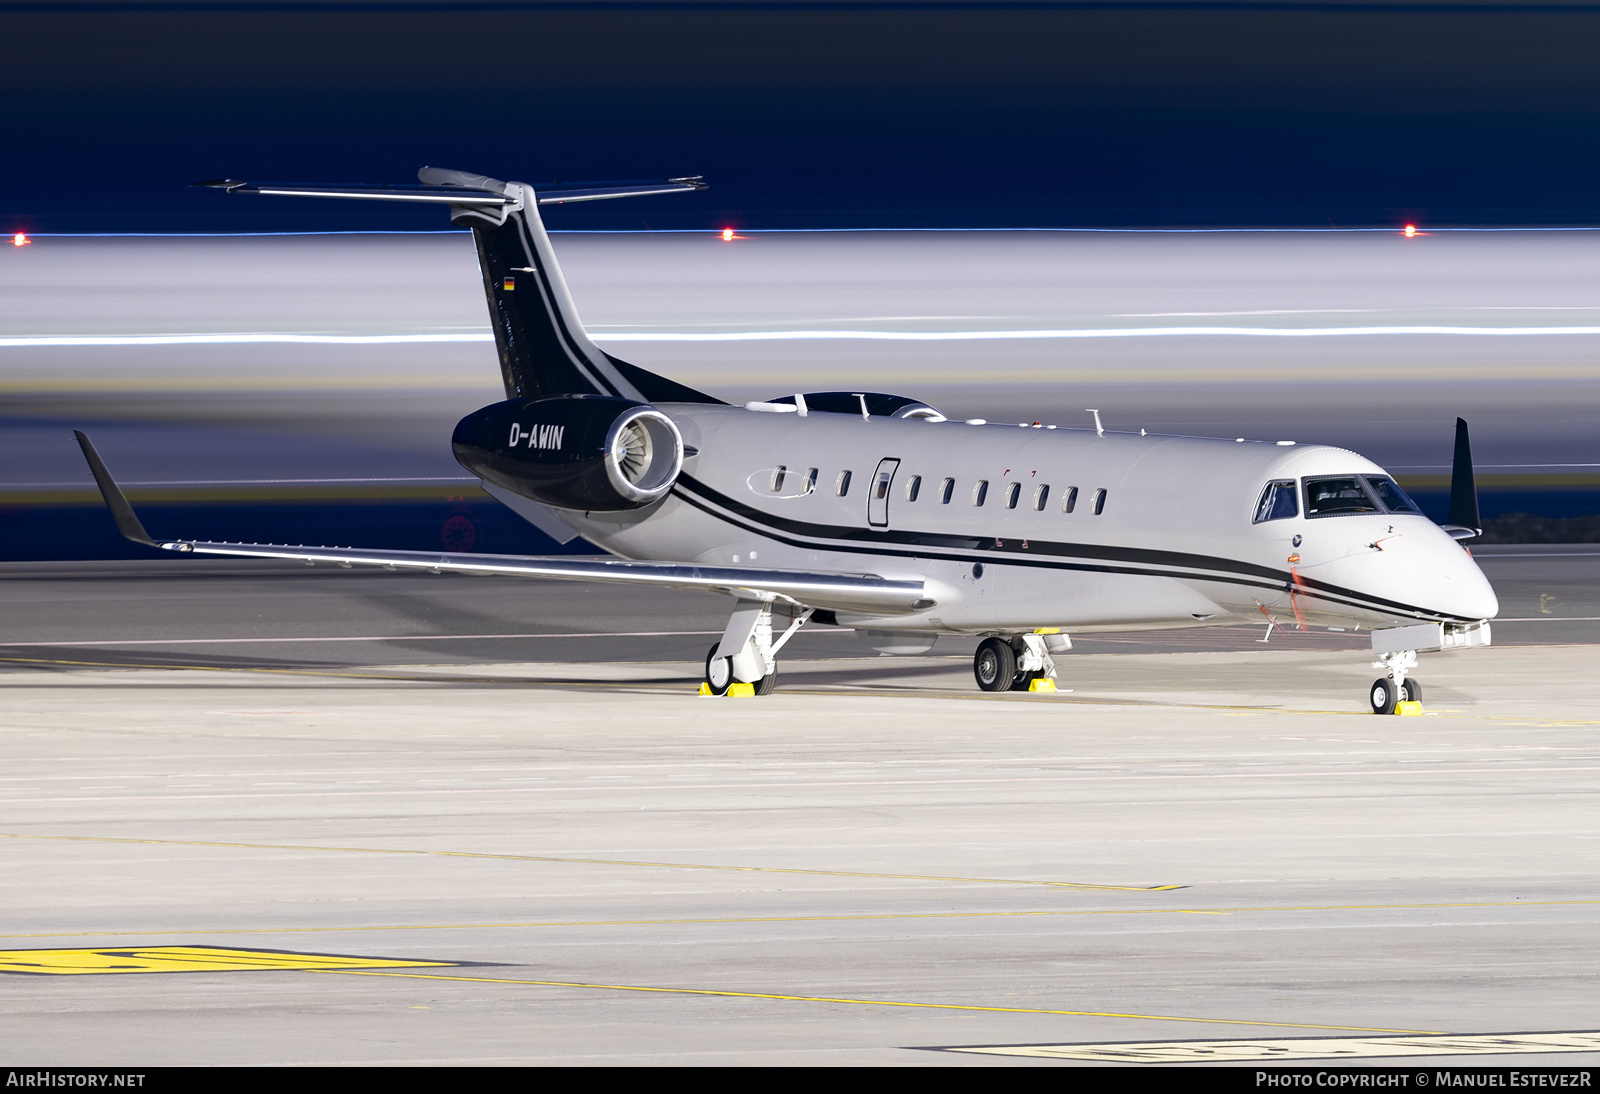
[1364,476,1423,515]
[1253,480,1298,523]
[1033,484,1049,511]
[940,477,955,504]
[972,480,989,506]
[1304,476,1379,518]
[1092,488,1107,515]
[1062,486,1078,514]
[836,470,852,497]
[771,465,787,492]
[804,468,818,495]
[905,475,922,502]
[1004,482,1021,509]
[874,469,892,500]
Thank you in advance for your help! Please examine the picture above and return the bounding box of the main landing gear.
[1369,649,1422,714]
[703,599,810,696]
[973,632,1067,693]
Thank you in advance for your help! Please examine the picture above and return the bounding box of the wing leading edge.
[73,432,930,616]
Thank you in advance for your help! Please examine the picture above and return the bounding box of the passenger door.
[867,458,900,527]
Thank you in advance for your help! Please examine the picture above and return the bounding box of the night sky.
[8,0,1600,231]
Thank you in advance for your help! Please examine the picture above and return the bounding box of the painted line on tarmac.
[0,833,1181,892]
[4,899,1598,943]
[1497,616,1600,621]
[7,654,1597,722]
[0,945,459,977]
[317,969,1444,1035]
[933,1030,1600,1063]
[0,654,696,687]
[0,629,735,648]
[8,757,1600,806]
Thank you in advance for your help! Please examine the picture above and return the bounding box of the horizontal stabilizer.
[196,180,511,206]
[534,178,706,204]
[197,174,706,206]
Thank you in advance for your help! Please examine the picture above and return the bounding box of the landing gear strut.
[704,599,809,696]
[1369,648,1421,714]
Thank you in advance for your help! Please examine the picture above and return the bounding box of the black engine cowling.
[452,395,684,511]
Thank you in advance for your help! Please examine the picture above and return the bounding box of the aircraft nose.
[1436,546,1499,621]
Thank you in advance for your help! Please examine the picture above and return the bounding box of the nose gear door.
[868,458,900,527]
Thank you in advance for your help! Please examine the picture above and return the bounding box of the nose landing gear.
[1369,648,1422,714]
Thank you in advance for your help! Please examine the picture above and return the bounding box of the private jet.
[77,168,1497,712]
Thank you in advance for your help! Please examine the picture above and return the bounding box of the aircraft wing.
[74,432,928,616]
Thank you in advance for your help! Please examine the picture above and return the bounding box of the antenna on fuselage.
[1086,409,1104,437]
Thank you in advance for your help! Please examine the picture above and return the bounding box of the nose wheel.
[1369,649,1422,713]
[1369,678,1397,715]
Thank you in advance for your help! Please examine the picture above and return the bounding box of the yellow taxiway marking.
[0,946,457,976]
[0,655,666,688]
[0,832,1180,892]
[319,969,1442,1035]
[0,655,1439,716]
[4,897,1594,943]
[942,1031,1600,1062]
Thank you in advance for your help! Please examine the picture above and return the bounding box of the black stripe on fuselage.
[668,473,1476,623]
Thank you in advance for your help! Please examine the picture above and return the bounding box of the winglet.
[1443,417,1482,541]
[73,430,158,547]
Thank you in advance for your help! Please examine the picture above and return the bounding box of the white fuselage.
[561,405,1498,636]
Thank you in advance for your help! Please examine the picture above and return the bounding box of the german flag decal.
[502,276,515,291]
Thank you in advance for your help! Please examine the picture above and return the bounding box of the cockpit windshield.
[1304,476,1381,517]
[1303,475,1424,518]
[1363,476,1423,515]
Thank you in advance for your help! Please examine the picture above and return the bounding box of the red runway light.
[721,228,735,241]
[12,232,29,247]
[1404,224,1417,238]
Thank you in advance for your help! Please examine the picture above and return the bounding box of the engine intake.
[452,396,683,511]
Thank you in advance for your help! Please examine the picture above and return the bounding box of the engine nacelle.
[452,396,684,511]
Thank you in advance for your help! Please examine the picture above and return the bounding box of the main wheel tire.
[705,643,734,696]
[1011,669,1041,692]
[1402,679,1422,704]
[1369,677,1398,715]
[754,671,777,695]
[974,637,1017,692]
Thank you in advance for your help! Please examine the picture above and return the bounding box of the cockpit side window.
[1253,480,1299,523]
[1364,476,1423,515]
[1304,476,1381,517]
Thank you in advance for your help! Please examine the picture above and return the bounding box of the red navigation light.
[12,232,29,247]
[721,227,735,241]
[1404,224,1417,238]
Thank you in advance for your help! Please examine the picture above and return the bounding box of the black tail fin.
[1444,417,1482,540]
[419,168,722,405]
[202,168,723,406]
